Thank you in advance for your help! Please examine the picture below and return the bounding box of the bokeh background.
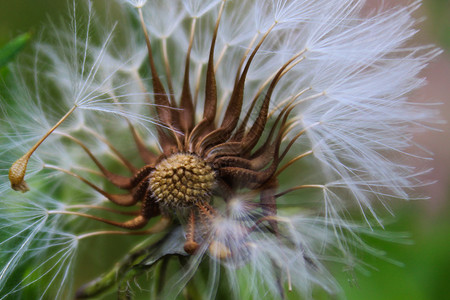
[0,1,449,299]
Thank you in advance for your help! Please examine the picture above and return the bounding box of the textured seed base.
[150,154,215,208]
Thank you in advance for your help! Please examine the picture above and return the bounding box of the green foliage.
[426,0,450,49]
[0,33,30,71]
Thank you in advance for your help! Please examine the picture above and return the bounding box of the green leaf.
[426,0,450,50]
[0,33,31,68]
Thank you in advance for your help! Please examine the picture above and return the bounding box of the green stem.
[75,229,187,299]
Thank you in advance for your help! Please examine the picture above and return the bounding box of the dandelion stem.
[47,209,157,230]
[75,229,185,299]
[138,6,180,154]
[275,184,325,198]
[253,50,306,103]
[47,210,121,224]
[268,88,311,118]
[234,31,259,83]
[161,37,175,104]
[132,69,151,101]
[9,105,77,192]
[43,165,137,206]
[81,126,137,172]
[275,150,313,177]
[77,217,171,240]
[287,266,292,292]
[297,91,326,104]
[192,63,203,108]
[279,121,320,162]
[73,166,105,177]
[65,204,140,216]
[214,43,229,72]
[55,132,143,189]
[180,17,197,139]
[183,211,199,254]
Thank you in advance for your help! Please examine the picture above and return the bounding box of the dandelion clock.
[0,0,441,299]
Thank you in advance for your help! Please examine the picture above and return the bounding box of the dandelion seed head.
[0,0,441,298]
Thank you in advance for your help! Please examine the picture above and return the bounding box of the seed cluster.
[150,154,215,208]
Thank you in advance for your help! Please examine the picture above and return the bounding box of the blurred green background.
[0,0,449,299]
